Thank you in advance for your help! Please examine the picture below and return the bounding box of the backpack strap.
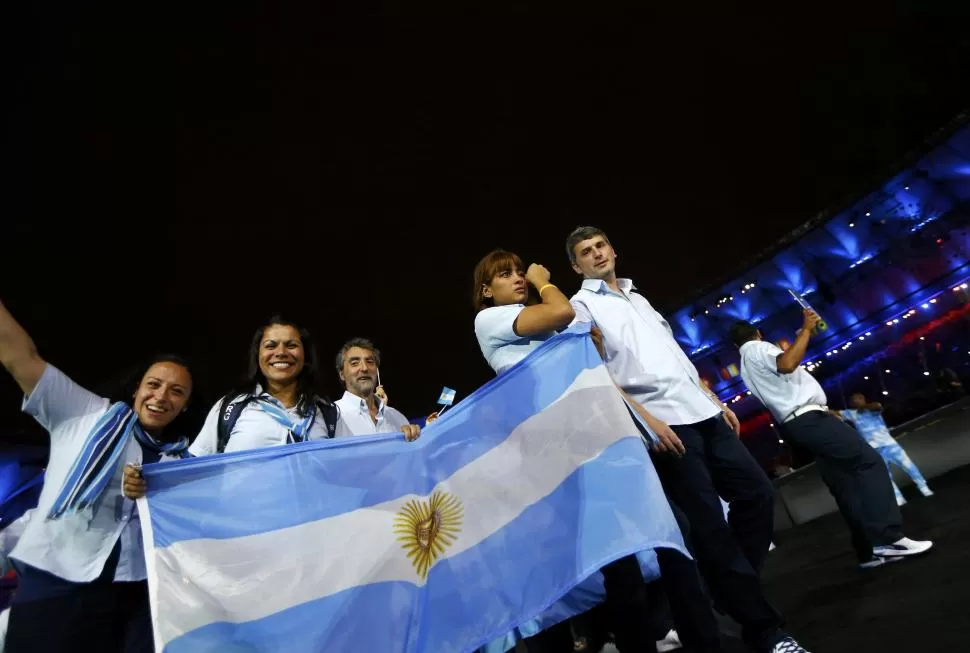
[217,394,338,451]
[315,398,340,439]
[216,394,255,453]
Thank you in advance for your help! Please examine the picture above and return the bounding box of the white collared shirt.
[739,340,827,422]
[13,364,180,583]
[334,391,411,436]
[189,391,337,456]
[570,278,722,426]
[474,304,556,375]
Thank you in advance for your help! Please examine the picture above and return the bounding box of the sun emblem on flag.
[393,490,464,579]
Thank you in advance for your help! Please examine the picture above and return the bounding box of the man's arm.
[776,310,821,374]
[616,386,685,457]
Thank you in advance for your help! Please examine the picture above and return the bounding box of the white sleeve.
[188,400,223,457]
[568,297,594,327]
[474,305,526,348]
[750,341,785,374]
[21,364,108,435]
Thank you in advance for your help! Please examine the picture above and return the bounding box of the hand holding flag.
[427,387,457,424]
[437,387,456,406]
[787,289,828,333]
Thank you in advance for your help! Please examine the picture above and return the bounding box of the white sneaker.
[919,486,934,497]
[656,629,682,652]
[873,536,933,558]
[772,636,810,652]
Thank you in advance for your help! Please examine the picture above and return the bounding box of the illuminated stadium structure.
[667,115,970,470]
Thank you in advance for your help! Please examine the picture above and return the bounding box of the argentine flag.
[137,324,686,653]
[436,386,457,406]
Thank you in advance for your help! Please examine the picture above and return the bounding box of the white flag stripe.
[152,366,637,645]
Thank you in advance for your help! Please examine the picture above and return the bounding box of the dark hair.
[730,321,760,348]
[239,314,323,417]
[335,338,381,374]
[565,226,611,264]
[107,353,198,442]
[472,249,530,312]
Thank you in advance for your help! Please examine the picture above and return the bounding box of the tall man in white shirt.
[334,338,420,440]
[731,314,932,569]
[565,226,807,653]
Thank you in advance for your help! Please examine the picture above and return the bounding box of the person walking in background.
[840,392,934,506]
[732,313,933,570]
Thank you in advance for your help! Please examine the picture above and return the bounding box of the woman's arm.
[511,265,575,336]
[0,300,47,395]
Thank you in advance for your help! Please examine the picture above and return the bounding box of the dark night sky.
[3,2,969,431]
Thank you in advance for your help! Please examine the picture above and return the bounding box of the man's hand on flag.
[590,326,606,361]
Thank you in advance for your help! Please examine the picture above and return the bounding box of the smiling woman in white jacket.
[0,300,195,653]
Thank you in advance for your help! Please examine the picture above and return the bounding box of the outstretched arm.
[776,310,820,374]
[0,300,47,395]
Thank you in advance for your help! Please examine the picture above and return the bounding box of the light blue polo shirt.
[474,305,555,375]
